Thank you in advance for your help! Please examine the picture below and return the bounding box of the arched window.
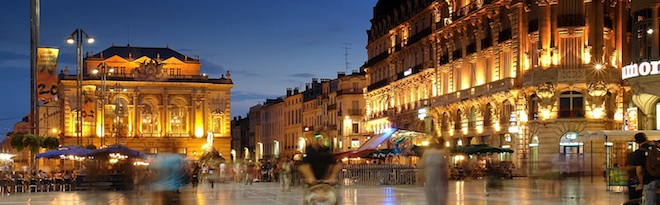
[169,99,188,135]
[455,109,462,130]
[501,101,513,124]
[140,103,159,137]
[559,91,584,118]
[656,101,660,129]
[484,103,492,126]
[114,98,129,137]
[441,112,449,131]
[529,94,539,120]
[469,106,477,128]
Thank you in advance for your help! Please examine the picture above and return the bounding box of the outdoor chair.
[61,179,72,191]
[0,179,9,194]
[28,179,39,192]
[14,179,24,193]
[42,179,53,192]
[54,179,63,191]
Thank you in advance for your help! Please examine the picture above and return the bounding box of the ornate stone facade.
[57,45,233,158]
[363,0,631,175]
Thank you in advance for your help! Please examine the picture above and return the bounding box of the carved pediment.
[134,59,167,81]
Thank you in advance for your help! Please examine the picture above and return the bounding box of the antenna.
[127,25,130,45]
[342,42,351,73]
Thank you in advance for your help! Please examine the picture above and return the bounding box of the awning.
[577,130,660,141]
[356,129,396,152]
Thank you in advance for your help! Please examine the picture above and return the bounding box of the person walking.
[245,160,255,185]
[420,138,448,205]
[630,132,659,205]
[279,158,292,192]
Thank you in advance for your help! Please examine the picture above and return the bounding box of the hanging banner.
[82,95,95,122]
[36,47,60,102]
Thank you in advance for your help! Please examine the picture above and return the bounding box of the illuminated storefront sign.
[622,60,660,80]
[626,107,638,131]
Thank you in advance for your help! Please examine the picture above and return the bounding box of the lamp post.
[93,64,113,147]
[66,29,94,146]
[111,83,125,145]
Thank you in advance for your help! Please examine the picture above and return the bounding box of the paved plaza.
[0,177,633,205]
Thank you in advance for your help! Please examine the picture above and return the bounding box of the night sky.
[0,0,377,137]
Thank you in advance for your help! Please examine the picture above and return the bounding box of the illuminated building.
[625,0,660,131]
[57,45,233,158]
[363,0,630,175]
[245,71,368,160]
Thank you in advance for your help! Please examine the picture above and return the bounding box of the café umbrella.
[35,146,95,159]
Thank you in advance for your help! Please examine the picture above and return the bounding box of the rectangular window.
[560,36,582,68]
[352,123,359,134]
[149,147,158,154]
[351,139,360,148]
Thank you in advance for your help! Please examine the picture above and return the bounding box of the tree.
[9,134,60,170]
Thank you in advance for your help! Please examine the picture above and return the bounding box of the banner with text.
[36,47,60,103]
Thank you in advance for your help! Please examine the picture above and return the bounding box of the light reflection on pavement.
[0,177,630,205]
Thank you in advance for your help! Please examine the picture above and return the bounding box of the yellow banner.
[36,47,59,102]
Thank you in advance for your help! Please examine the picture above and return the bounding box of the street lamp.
[66,29,94,146]
[93,63,114,147]
[110,83,126,145]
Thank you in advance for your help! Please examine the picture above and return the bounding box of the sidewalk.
[0,177,631,205]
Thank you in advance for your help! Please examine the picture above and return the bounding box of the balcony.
[367,78,389,91]
[522,67,621,86]
[557,14,585,27]
[408,27,432,45]
[347,109,363,116]
[433,78,515,107]
[396,64,424,80]
[365,51,390,68]
[337,88,363,96]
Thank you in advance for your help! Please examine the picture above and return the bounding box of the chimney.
[294,87,299,94]
[337,71,345,78]
[287,88,292,96]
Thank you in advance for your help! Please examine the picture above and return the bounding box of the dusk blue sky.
[0,0,378,136]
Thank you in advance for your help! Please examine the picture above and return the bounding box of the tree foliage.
[10,134,60,153]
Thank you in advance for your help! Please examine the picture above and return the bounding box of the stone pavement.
[0,177,633,205]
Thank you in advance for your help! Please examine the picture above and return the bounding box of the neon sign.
[622,60,660,80]
[404,68,413,76]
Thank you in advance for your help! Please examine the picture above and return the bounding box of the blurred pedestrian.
[219,162,226,183]
[421,138,448,205]
[245,160,255,185]
[484,159,503,196]
[150,154,187,205]
[300,133,340,205]
[191,164,199,191]
[208,169,216,188]
[280,158,292,192]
